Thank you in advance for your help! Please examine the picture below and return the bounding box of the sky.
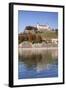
[18,10,58,33]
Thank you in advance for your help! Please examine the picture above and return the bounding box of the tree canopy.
[25,26,38,30]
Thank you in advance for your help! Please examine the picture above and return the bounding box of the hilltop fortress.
[24,24,51,33]
[18,24,58,48]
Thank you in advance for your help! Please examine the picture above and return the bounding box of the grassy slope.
[36,31,58,39]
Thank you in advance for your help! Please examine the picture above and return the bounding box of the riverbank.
[18,47,58,50]
[18,41,58,48]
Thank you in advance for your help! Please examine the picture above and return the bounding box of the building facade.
[36,24,51,32]
[51,38,58,44]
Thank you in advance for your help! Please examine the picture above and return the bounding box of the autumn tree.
[32,34,36,43]
[36,35,42,43]
[28,32,33,42]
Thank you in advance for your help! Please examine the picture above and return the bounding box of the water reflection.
[18,49,58,79]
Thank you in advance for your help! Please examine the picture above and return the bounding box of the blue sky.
[18,10,58,33]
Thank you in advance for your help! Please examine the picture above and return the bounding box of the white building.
[51,38,58,44]
[36,24,51,32]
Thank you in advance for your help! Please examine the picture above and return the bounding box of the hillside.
[18,29,58,44]
[36,30,58,39]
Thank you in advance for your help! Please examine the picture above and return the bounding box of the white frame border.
[13,4,63,86]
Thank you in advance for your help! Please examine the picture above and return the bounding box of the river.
[18,48,58,79]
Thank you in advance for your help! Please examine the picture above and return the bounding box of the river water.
[18,49,58,79]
